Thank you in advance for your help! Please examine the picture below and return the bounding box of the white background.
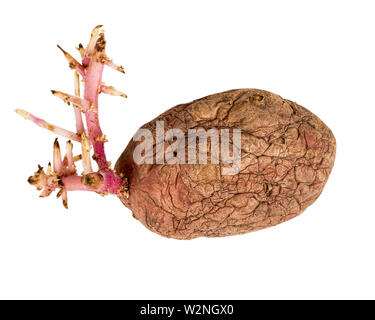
[0,0,374,300]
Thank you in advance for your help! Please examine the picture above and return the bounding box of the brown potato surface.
[115,89,336,239]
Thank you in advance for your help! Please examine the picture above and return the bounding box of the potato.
[115,89,336,239]
[19,28,336,240]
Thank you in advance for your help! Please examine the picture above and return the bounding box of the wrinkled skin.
[115,89,336,239]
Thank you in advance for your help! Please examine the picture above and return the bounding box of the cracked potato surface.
[116,89,336,239]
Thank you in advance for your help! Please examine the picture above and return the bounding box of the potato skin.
[115,89,336,239]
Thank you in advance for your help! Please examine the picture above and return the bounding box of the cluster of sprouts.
[16,26,128,208]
